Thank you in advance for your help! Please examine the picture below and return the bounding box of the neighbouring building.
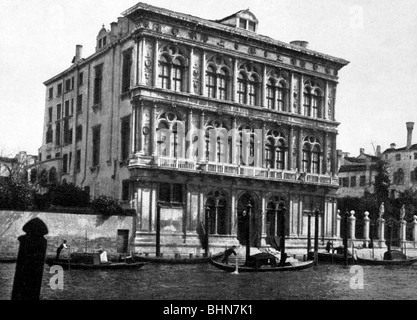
[337,148,379,197]
[38,2,349,255]
[382,122,417,196]
[0,151,38,182]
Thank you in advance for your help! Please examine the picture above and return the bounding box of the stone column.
[262,65,267,108]
[363,211,370,243]
[289,71,294,114]
[231,190,237,235]
[299,75,304,115]
[413,215,417,243]
[198,111,205,162]
[150,103,157,157]
[232,58,238,102]
[232,117,237,165]
[331,133,338,176]
[261,122,266,168]
[323,81,329,120]
[349,210,356,240]
[400,218,407,242]
[131,101,137,155]
[323,132,328,175]
[260,193,267,246]
[188,47,194,94]
[137,100,143,154]
[297,127,303,172]
[288,125,294,171]
[378,216,385,241]
[152,38,159,87]
[186,108,193,159]
[201,51,206,97]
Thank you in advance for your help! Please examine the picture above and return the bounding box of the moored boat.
[45,252,145,270]
[210,254,314,273]
[134,252,223,264]
[355,250,417,266]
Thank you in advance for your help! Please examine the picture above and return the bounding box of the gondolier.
[222,246,237,264]
[56,240,68,260]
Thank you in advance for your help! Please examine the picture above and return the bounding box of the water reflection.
[1,263,417,300]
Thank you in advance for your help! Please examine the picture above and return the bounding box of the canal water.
[1,262,417,300]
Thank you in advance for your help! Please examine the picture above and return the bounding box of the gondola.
[209,255,314,273]
[45,257,145,270]
[133,252,223,264]
[355,250,417,266]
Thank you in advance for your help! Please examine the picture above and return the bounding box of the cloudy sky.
[1,0,416,157]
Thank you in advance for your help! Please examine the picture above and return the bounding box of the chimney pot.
[406,122,414,150]
[74,45,83,63]
[290,40,309,48]
[390,143,396,149]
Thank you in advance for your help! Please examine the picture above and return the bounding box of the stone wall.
[0,211,135,259]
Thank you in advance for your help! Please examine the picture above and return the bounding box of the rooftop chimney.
[290,40,309,48]
[376,145,381,157]
[110,22,118,38]
[390,143,396,149]
[360,148,364,155]
[72,45,83,64]
[406,122,414,150]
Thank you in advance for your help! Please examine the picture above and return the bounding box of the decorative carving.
[264,50,268,58]
[248,46,256,55]
[142,20,150,29]
[325,67,331,74]
[291,58,297,65]
[292,76,299,113]
[144,53,152,83]
[189,31,197,40]
[276,55,283,62]
[234,43,239,50]
[143,127,150,135]
[172,27,179,36]
[300,60,306,68]
[201,34,209,42]
[193,63,200,90]
[217,40,225,47]
[313,64,319,71]
[334,69,338,76]
[153,23,161,32]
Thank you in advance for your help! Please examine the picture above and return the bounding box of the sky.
[1,0,416,158]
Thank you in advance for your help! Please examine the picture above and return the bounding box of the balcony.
[129,156,339,186]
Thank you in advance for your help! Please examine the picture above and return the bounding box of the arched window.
[206,190,230,235]
[277,81,287,111]
[218,68,228,100]
[206,65,216,98]
[248,74,258,106]
[172,58,183,92]
[237,63,260,106]
[237,72,247,104]
[39,169,48,187]
[302,137,321,173]
[312,89,322,118]
[159,55,170,89]
[266,79,276,110]
[303,87,312,117]
[303,80,323,118]
[265,130,286,170]
[412,167,417,182]
[302,144,311,173]
[157,122,169,156]
[158,44,187,92]
[30,168,37,184]
[311,145,321,174]
[206,120,231,163]
[275,140,285,170]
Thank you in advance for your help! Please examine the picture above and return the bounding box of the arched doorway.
[237,193,260,247]
[266,195,287,245]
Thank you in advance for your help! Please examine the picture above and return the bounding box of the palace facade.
[38,2,349,255]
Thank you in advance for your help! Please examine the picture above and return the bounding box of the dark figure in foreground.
[325,240,333,253]
[222,246,237,264]
[56,240,68,260]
